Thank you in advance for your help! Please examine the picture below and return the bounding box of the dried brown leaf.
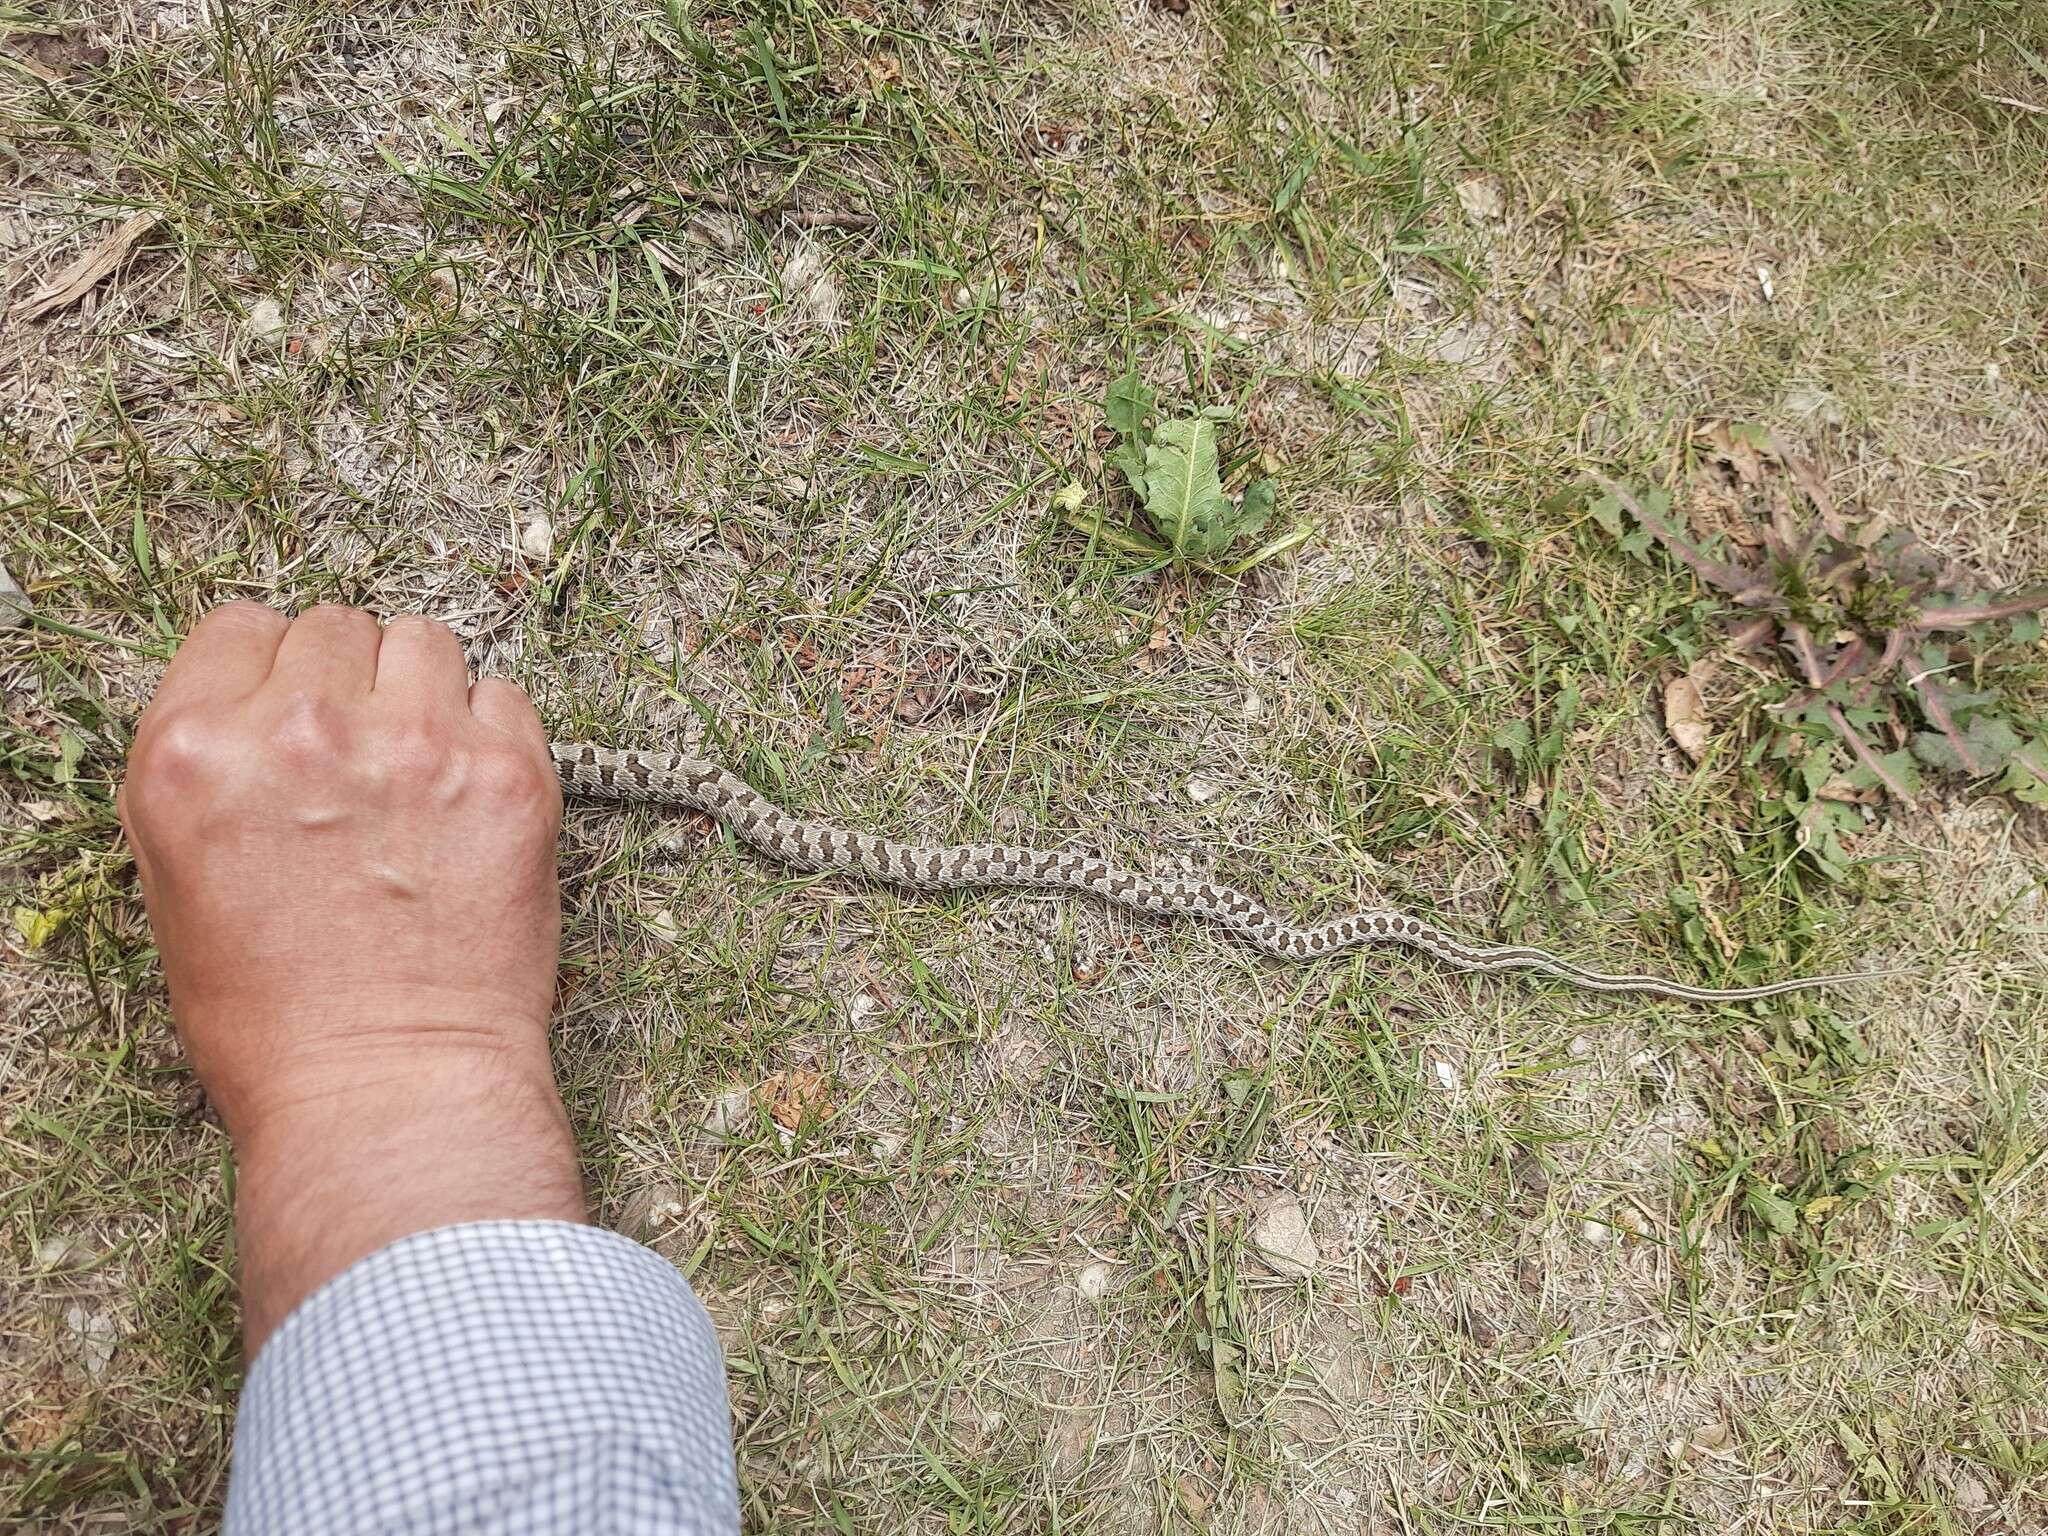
[1664,673,1711,763]
[756,1068,833,1131]
[1696,419,1766,487]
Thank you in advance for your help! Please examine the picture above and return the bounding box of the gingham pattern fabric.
[225,1220,740,1534]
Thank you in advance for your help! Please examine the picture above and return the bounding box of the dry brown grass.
[5,0,2046,1529]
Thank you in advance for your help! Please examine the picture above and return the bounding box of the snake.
[552,743,1867,1004]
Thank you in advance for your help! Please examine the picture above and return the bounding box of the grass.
[4,0,2047,1528]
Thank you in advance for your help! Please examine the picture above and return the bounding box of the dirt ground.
[5,0,2047,1530]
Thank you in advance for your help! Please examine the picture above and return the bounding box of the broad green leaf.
[55,729,84,786]
[1143,417,1233,557]
[1744,1184,1800,1236]
[1491,719,1533,757]
[1997,738,2048,805]
[1911,715,2022,776]
[1237,478,1275,540]
[1103,371,1154,442]
[1587,490,1626,538]
[1108,441,1148,502]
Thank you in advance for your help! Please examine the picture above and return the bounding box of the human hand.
[119,603,583,1347]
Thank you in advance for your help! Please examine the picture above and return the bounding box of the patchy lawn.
[4,0,2046,1528]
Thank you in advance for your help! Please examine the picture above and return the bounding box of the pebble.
[520,516,554,561]
[1077,1261,1115,1300]
[245,296,287,345]
[0,560,29,627]
[63,1304,117,1379]
[1249,1193,1319,1278]
[701,1086,754,1139]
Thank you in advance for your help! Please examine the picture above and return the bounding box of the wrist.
[231,1034,584,1351]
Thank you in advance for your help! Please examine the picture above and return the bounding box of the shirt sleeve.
[224,1219,740,1535]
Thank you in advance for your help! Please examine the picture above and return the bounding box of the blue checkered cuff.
[225,1220,740,1534]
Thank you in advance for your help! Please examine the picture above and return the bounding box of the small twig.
[16,209,162,321]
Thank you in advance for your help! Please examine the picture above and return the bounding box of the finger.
[469,676,547,747]
[373,615,471,715]
[143,602,288,721]
[265,604,381,696]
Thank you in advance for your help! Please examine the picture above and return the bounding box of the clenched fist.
[120,603,584,1349]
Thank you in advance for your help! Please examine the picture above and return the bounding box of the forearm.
[233,1040,585,1351]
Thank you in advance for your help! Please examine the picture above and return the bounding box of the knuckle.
[384,721,457,788]
[268,690,351,765]
[128,709,218,791]
[473,677,539,722]
[476,743,556,810]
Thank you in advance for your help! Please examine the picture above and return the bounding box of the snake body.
[553,743,1861,1004]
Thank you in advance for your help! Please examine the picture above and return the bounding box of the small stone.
[1455,173,1505,221]
[1508,1149,1550,1196]
[1457,1302,1502,1348]
[35,1235,85,1268]
[0,559,30,627]
[245,296,287,345]
[520,516,554,561]
[1248,1193,1319,1278]
[1785,384,1844,428]
[62,1304,117,1379]
[1183,773,1223,805]
[779,238,842,331]
[619,1183,686,1240]
[701,1086,754,1139]
[1077,1261,1115,1300]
